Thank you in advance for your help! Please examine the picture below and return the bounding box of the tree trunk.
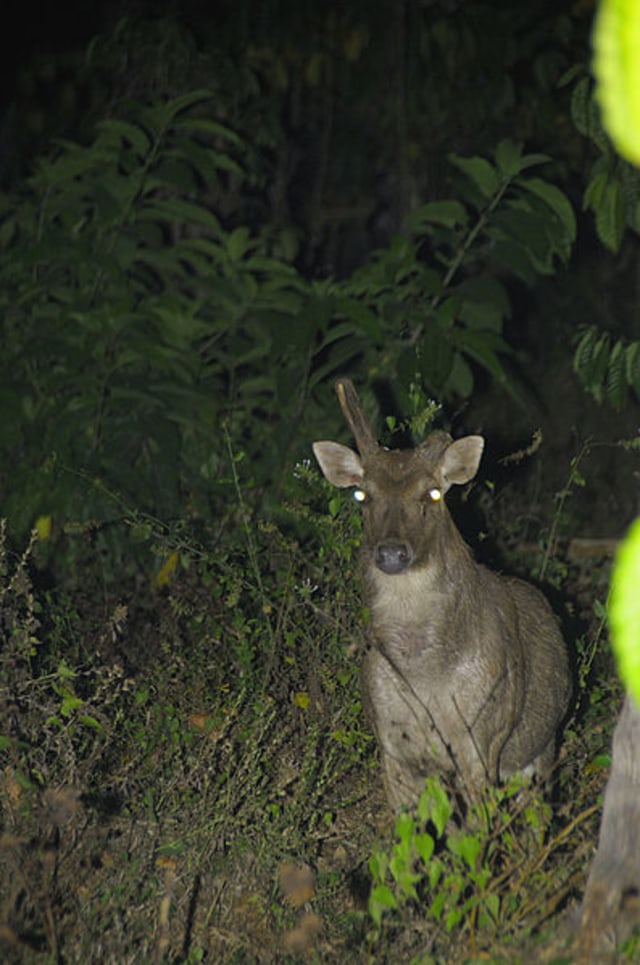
[574,695,640,962]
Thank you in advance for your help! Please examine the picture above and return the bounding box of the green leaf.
[494,139,523,179]
[333,298,384,339]
[455,329,509,380]
[226,226,255,262]
[60,692,84,717]
[517,151,553,172]
[445,908,463,932]
[309,336,365,388]
[428,859,443,892]
[573,327,598,381]
[173,116,242,147]
[138,198,221,234]
[483,892,500,925]
[414,831,435,865]
[395,810,415,849]
[418,778,452,836]
[488,239,536,284]
[368,884,399,926]
[606,339,627,409]
[457,276,511,332]
[620,162,640,228]
[416,332,454,394]
[590,333,612,401]
[448,831,482,870]
[625,341,640,400]
[490,201,562,274]
[570,75,592,137]
[449,154,499,199]
[95,118,152,157]
[583,171,609,213]
[595,178,625,252]
[408,200,468,229]
[80,715,104,731]
[57,660,77,680]
[520,177,577,244]
[444,353,474,398]
[164,89,216,120]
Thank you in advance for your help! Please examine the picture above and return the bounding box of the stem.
[409,173,514,348]
[434,175,512,305]
[537,440,591,582]
[223,425,277,673]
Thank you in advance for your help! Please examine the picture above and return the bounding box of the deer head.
[313,379,484,575]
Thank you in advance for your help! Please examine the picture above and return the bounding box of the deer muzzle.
[375,542,413,574]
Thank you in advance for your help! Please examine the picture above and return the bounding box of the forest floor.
[0,464,636,965]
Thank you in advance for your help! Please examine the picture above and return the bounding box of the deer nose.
[375,542,413,574]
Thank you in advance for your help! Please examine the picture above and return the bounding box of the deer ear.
[441,436,484,489]
[313,441,364,488]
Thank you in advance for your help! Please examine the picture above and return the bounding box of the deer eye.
[428,487,442,502]
[353,488,367,503]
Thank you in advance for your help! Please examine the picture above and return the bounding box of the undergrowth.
[0,450,631,965]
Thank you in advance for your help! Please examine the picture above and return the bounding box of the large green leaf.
[449,154,499,199]
[520,177,577,244]
[594,177,625,252]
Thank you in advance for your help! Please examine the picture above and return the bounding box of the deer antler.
[335,379,378,454]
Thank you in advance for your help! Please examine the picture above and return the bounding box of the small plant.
[367,775,576,957]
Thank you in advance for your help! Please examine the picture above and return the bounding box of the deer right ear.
[313,441,364,488]
[441,435,485,489]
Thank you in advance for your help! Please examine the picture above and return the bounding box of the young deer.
[313,379,571,811]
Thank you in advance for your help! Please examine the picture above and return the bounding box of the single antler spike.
[335,379,378,454]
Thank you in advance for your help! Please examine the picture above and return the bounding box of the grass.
[0,467,634,964]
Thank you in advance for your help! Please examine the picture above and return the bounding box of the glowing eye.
[428,487,442,502]
[353,489,367,503]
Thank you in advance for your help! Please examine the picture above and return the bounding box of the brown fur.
[313,380,571,811]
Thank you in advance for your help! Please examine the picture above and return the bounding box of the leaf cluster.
[573,326,640,410]
[568,71,640,253]
[0,92,575,570]
[367,774,572,957]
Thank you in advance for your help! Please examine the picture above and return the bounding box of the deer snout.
[375,542,413,574]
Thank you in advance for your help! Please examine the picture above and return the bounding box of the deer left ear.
[313,441,364,488]
[441,436,484,490]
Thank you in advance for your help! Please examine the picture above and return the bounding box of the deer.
[313,379,572,812]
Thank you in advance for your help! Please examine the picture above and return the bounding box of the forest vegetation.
[1,2,640,962]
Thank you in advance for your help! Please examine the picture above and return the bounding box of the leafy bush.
[0,435,620,963]
[0,90,305,537]
[0,465,382,962]
[367,775,575,957]
[343,139,575,406]
[0,86,575,578]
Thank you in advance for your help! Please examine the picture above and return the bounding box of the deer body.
[313,380,571,811]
